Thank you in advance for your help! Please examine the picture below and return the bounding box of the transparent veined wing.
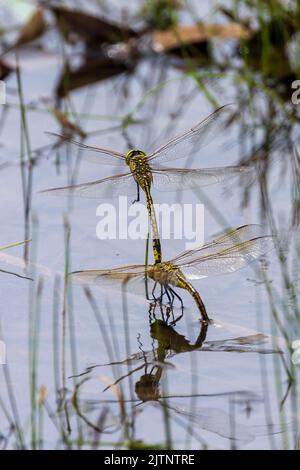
[208,224,268,245]
[160,404,255,442]
[201,334,282,354]
[41,173,137,199]
[92,350,159,368]
[151,166,252,191]
[46,132,127,166]
[171,405,287,442]
[70,264,157,298]
[172,225,269,264]
[179,236,274,279]
[147,104,231,165]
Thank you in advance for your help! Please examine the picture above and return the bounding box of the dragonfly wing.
[172,225,270,264]
[202,334,282,354]
[179,236,273,279]
[70,265,157,298]
[206,224,268,245]
[148,105,231,164]
[42,173,136,199]
[151,166,252,191]
[46,132,126,166]
[165,404,254,442]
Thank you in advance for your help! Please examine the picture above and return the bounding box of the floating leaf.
[13,7,46,49]
[152,23,251,53]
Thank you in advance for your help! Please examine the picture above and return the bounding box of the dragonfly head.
[125,149,146,165]
[135,374,160,402]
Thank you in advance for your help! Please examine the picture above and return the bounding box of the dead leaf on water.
[49,5,138,45]
[152,23,251,53]
[13,7,46,49]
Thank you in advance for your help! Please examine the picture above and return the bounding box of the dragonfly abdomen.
[177,274,209,323]
[126,151,161,264]
[144,185,162,264]
[170,268,210,323]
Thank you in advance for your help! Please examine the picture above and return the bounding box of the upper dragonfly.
[43,104,250,264]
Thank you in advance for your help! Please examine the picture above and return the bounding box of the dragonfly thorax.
[148,262,180,287]
[126,150,153,189]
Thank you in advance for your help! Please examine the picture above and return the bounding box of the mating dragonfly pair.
[44,105,273,322]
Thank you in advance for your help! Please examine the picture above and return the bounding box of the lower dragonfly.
[69,225,273,323]
[43,104,250,265]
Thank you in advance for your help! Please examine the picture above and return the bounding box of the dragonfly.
[43,104,251,265]
[69,225,273,323]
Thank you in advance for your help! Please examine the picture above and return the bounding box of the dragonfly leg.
[152,281,159,301]
[165,287,173,306]
[167,299,176,324]
[169,287,184,312]
[166,289,176,324]
[168,287,184,323]
[164,289,173,322]
[164,288,174,323]
[148,301,157,322]
[172,312,183,325]
[165,306,170,322]
[160,283,164,303]
[131,183,140,204]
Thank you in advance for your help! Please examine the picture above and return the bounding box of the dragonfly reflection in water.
[103,304,280,402]
[70,225,274,323]
[43,105,251,264]
[72,302,281,444]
